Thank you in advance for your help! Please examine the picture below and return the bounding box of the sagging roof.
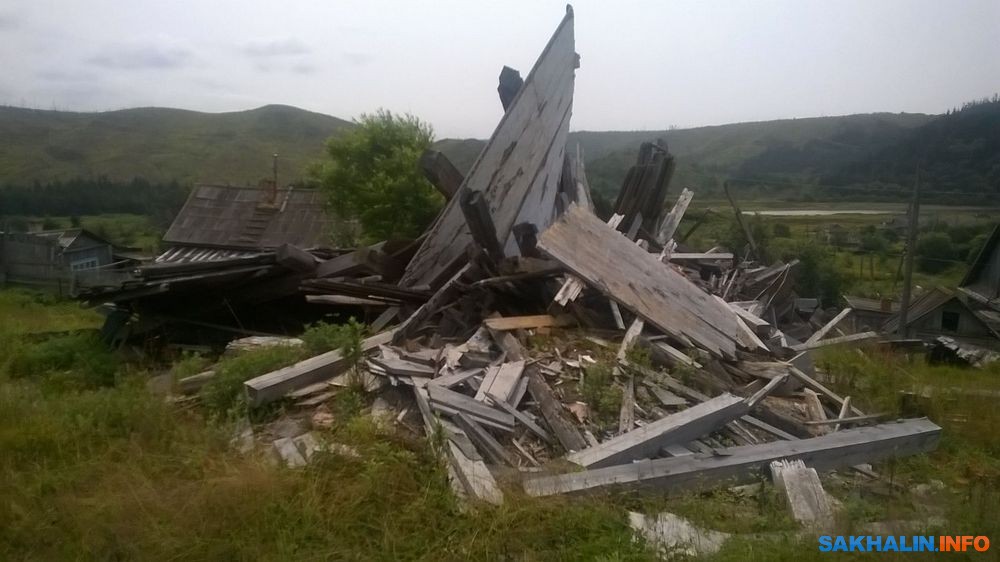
[163,184,333,251]
[882,287,992,335]
[32,228,114,250]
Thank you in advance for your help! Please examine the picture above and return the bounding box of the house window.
[70,258,99,271]
[941,310,960,332]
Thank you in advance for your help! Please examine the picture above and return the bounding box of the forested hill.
[823,97,1000,200]
[436,112,937,202]
[0,104,352,185]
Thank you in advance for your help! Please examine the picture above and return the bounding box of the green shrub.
[580,362,623,426]
[199,346,304,418]
[300,318,367,358]
[6,332,118,388]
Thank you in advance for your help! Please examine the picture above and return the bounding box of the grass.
[0,289,656,560]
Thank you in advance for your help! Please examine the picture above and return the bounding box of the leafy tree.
[314,110,442,242]
[723,214,771,261]
[772,223,791,238]
[794,241,844,307]
[916,231,955,274]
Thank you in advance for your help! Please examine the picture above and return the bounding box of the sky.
[0,0,997,138]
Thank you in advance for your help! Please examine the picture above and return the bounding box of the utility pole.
[897,169,921,337]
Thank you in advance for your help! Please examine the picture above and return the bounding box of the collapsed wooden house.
[70,7,943,512]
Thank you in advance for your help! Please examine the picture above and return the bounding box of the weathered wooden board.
[805,308,852,345]
[538,205,741,357]
[568,394,749,469]
[244,329,395,405]
[790,331,877,352]
[524,418,941,496]
[401,8,576,288]
[428,384,514,431]
[770,459,834,528]
[526,369,586,452]
[483,315,573,331]
[655,187,693,245]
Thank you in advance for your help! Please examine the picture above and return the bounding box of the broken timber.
[538,205,742,358]
[567,393,749,469]
[770,459,834,528]
[524,418,941,496]
[790,331,878,352]
[245,329,396,406]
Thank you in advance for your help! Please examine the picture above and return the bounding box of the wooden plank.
[746,374,790,408]
[454,412,513,466]
[803,413,887,426]
[802,389,829,436]
[487,392,553,443]
[446,440,504,504]
[401,9,576,288]
[567,393,749,469]
[486,361,525,404]
[668,253,735,262]
[244,329,395,405]
[460,188,505,263]
[538,205,741,358]
[473,365,501,401]
[655,187,693,245]
[419,149,464,201]
[787,366,864,417]
[790,331,878,352]
[524,418,941,497]
[617,319,645,362]
[368,355,436,377]
[525,369,586,452]
[429,367,482,389]
[483,315,572,331]
[428,384,514,430]
[805,308,852,346]
[393,264,470,344]
[552,213,623,306]
[646,339,702,369]
[770,459,834,528]
[617,374,636,436]
[833,396,852,432]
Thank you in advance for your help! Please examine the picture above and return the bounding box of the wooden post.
[419,150,465,201]
[723,181,759,261]
[898,170,920,337]
[459,189,505,263]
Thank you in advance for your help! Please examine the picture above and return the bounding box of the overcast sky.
[1,0,997,138]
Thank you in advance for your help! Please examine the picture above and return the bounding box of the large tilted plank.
[245,329,396,406]
[524,418,941,497]
[567,394,749,469]
[538,205,741,358]
[477,360,525,404]
[400,9,576,288]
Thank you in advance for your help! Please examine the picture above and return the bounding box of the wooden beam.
[803,413,888,426]
[770,459,834,528]
[667,253,735,262]
[460,189,505,263]
[454,412,512,466]
[244,329,395,406]
[525,369,586,452]
[524,418,941,496]
[275,244,317,272]
[790,331,878,352]
[487,392,553,444]
[428,384,514,431]
[655,187,693,246]
[805,308,852,346]
[787,366,864,417]
[833,396,852,432]
[419,149,464,201]
[483,314,573,331]
[568,393,749,469]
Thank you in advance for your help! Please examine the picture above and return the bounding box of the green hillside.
[0,104,352,185]
[434,112,936,201]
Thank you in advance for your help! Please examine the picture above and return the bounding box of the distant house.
[155,183,334,263]
[882,287,1000,349]
[0,228,118,293]
[959,223,1000,311]
[843,295,898,332]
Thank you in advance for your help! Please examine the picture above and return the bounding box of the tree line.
[0,177,189,227]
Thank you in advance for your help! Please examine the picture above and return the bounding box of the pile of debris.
[99,7,942,512]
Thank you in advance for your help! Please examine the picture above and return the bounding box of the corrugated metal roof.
[154,246,264,264]
[162,184,334,250]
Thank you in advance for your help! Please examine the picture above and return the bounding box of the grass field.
[2,287,999,560]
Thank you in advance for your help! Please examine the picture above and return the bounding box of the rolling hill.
[0,104,352,185]
[2,101,996,208]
